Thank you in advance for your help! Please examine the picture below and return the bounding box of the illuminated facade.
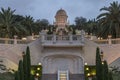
[54,9,69,35]
[41,9,84,80]
[54,8,68,27]
[0,8,120,80]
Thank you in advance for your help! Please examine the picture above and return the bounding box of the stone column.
[69,32,73,43]
[81,30,85,43]
[90,33,93,40]
[5,38,8,44]
[40,30,46,43]
[108,35,112,45]
[14,35,17,44]
[32,33,34,40]
[53,33,56,43]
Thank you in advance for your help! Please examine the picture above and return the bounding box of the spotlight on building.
[22,37,27,40]
[37,67,40,70]
[102,61,104,65]
[85,62,88,65]
[38,62,42,65]
[87,73,90,77]
[36,73,40,77]
[86,67,89,70]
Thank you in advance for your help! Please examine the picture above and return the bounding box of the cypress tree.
[31,75,35,80]
[23,53,28,80]
[109,71,113,80]
[15,71,20,80]
[103,60,109,80]
[18,60,24,80]
[16,46,34,80]
[92,77,96,80]
[96,47,103,80]
[15,71,17,80]
[26,46,31,80]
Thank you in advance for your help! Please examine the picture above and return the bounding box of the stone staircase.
[0,37,120,71]
[0,44,27,70]
[0,38,42,70]
[99,44,120,64]
[85,38,120,65]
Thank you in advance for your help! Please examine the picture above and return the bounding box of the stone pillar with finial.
[81,30,85,43]
[53,32,56,43]
[69,31,73,43]
[108,35,112,45]
[14,35,17,44]
[40,30,46,43]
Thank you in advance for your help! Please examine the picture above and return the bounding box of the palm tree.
[86,19,98,35]
[0,7,26,38]
[22,15,34,36]
[13,15,28,38]
[97,1,120,38]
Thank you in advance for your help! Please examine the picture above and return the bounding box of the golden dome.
[55,8,67,17]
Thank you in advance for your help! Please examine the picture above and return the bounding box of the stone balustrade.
[85,34,120,45]
[40,34,85,46]
[93,38,120,44]
[0,38,29,44]
[1,35,120,45]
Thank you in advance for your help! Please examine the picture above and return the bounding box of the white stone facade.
[40,47,84,74]
[0,9,120,80]
[0,37,120,71]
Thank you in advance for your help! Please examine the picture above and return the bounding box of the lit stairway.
[99,44,120,64]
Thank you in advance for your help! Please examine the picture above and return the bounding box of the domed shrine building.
[40,8,85,80]
[54,8,69,35]
[54,8,68,27]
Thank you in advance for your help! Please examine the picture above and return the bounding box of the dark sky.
[0,0,118,24]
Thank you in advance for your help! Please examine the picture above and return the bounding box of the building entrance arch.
[42,54,84,74]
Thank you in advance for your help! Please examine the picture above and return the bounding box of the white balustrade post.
[53,34,56,43]
[69,32,73,43]
[5,38,8,44]
[40,30,46,43]
[14,35,17,44]
[108,35,112,45]
[32,33,34,40]
[81,30,85,43]
[90,33,94,40]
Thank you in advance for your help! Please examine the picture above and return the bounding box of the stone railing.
[43,35,84,42]
[93,38,120,44]
[40,34,84,46]
[0,38,29,44]
[39,30,85,46]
